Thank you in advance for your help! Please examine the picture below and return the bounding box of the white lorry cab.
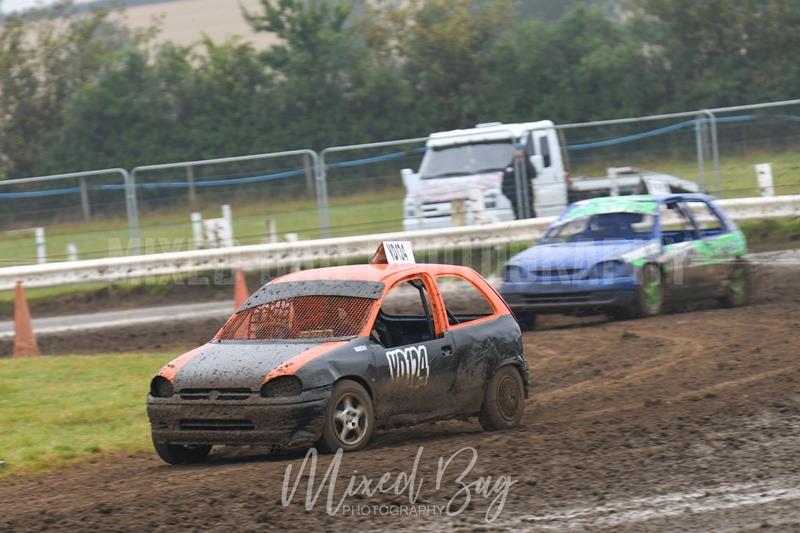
[401,121,699,231]
[402,121,565,231]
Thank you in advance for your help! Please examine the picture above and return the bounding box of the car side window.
[539,134,551,168]
[380,280,425,316]
[681,200,725,238]
[660,202,699,245]
[371,279,435,348]
[436,275,494,326]
[544,216,589,242]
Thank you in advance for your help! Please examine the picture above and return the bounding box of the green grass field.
[0,187,405,266]
[0,353,171,476]
[569,149,800,198]
[2,150,799,267]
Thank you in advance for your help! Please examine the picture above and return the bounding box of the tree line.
[0,0,798,180]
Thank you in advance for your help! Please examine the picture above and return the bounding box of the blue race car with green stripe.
[500,194,750,327]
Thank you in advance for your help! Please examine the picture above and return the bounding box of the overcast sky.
[3,0,95,13]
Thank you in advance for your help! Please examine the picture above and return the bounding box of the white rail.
[1,195,798,290]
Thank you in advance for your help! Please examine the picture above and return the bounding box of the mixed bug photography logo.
[281,446,516,522]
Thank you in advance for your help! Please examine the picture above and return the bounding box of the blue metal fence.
[1,114,772,201]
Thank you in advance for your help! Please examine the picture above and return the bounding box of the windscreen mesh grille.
[217,295,375,340]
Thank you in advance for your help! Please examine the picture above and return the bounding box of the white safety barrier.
[1,195,798,290]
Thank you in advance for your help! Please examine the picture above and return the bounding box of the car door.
[368,275,458,422]
[678,199,732,289]
[658,200,705,291]
[433,273,501,415]
[530,129,568,218]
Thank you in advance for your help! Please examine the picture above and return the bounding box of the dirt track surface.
[2,262,800,531]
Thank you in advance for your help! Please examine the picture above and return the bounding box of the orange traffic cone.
[13,281,39,357]
[233,268,249,310]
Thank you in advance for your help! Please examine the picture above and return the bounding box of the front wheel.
[720,259,751,307]
[318,380,375,453]
[631,263,663,318]
[152,438,211,465]
[479,366,525,431]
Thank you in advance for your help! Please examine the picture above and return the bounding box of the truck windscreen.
[420,141,514,179]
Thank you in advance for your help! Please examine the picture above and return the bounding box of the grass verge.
[739,217,800,246]
[0,353,169,477]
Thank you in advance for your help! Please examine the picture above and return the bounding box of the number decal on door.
[385,345,430,385]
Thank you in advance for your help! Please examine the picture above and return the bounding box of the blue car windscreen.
[541,212,655,243]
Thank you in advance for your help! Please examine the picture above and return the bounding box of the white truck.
[401,121,700,231]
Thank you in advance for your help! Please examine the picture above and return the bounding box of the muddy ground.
[1,261,799,531]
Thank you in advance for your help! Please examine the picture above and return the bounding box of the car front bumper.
[147,388,329,446]
[501,279,637,314]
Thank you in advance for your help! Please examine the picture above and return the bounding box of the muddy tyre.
[631,263,663,318]
[720,259,751,308]
[479,366,525,431]
[152,438,211,465]
[318,380,375,453]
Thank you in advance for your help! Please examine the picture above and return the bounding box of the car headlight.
[404,200,417,217]
[504,265,526,282]
[150,376,174,398]
[588,260,632,279]
[260,376,302,398]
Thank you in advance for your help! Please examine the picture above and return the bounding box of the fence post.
[700,109,721,196]
[316,154,331,239]
[513,145,530,219]
[694,113,706,191]
[124,169,141,255]
[709,112,721,196]
[186,165,198,209]
[35,227,46,264]
[303,154,315,198]
[79,177,91,221]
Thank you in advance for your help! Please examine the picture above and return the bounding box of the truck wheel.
[720,259,751,307]
[632,263,663,318]
[318,380,375,453]
[152,438,211,465]
[479,366,525,431]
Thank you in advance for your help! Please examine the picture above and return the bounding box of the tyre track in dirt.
[1,264,800,531]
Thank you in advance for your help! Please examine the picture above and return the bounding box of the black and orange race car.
[147,244,527,464]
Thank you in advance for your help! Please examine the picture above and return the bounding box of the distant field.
[569,149,800,198]
[2,150,799,267]
[117,0,278,48]
[0,353,170,476]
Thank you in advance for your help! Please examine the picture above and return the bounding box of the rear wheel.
[152,438,211,465]
[479,366,525,431]
[318,380,375,453]
[720,259,750,307]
